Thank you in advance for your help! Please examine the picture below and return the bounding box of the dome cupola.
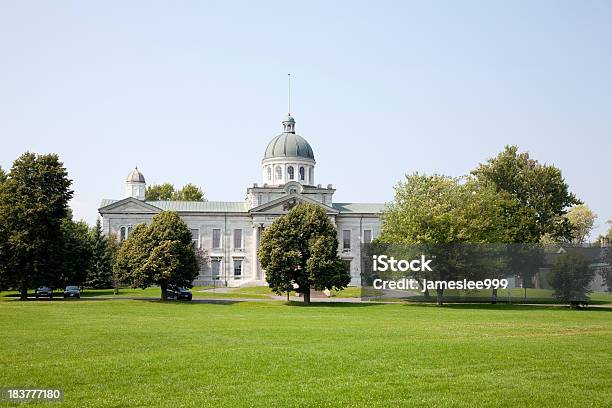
[126,167,146,200]
[263,115,315,160]
[127,167,146,183]
[262,115,316,187]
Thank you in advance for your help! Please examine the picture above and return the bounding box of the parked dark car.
[166,285,192,301]
[35,287,53,299]
[63,286,81,299]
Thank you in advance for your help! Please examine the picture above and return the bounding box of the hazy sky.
[1,1,610,238]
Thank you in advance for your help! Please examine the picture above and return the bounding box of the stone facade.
[99,115,384,287]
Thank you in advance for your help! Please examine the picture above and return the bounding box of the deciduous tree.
[379,173,512,304]
[472,145,581,243]
[145,183,206,201]
[114,211,200,300]
[145,183,175,200]
[258,203,350,304]
[564,205,597,244]
[175,183,205,201]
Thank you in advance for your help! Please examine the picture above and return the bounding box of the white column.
[252,226,259,280]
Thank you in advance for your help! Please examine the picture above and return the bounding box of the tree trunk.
[160,282,168,301]
[423,288,431,301]
[492,288,498,304]
[436,288,444,306]
[303,289,311,305]
[20,284,28,301]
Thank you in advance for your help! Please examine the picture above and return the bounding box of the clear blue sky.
[1,1,611,238]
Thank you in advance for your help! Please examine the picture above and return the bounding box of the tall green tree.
[59,218,92,287]
[472,145,581,243]
[114,211,200,300]
[379,174,512,304]
[175,183,205,201]
[381,174,511,245]
[258,203,350,304]
[0,153,73,299]
[145,183,206,201]
[87,219,115,288]
[145,183,175,200]
[0,166,6,289]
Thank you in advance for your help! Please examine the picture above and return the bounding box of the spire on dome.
[282,114,295,133]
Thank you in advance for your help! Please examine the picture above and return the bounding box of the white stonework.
[99,115,385,287]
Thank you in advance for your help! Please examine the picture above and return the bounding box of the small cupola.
[126,167,146,200]
[282,115,296,133]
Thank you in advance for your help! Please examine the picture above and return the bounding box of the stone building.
[99,114,385,286]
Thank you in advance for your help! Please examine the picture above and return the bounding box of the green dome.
[264,133,315,160]
[263,115,315,160]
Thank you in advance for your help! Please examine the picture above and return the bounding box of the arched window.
[299,167,305,181]
[275,166,282,180]
[267,166,272,181]
[287,166,295,180]
[120,226,127,242]
[309,167,313,184]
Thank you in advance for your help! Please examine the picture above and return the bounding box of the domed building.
[99,114,384,286]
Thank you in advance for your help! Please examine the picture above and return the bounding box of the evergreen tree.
[548,251,594,304]
[87,219,115,288]
[0,153,73,299]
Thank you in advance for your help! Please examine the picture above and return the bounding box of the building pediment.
[98,197,161,215]
[249,193,339,215]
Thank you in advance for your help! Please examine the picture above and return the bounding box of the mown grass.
[0,299,611,407]
[365,287,612,304]
[0,286,271,301]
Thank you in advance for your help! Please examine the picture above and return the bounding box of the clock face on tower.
[284,181,303,195]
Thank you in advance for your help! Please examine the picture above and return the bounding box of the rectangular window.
[234,229,243,249]
[363,230,372,244]
[211,258,221,280]
[191,229,200,248]
[343,229,351,250]
[212,229,221,249]
[233,259,243,279]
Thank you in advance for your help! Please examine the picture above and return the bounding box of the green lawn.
[365,287,612,305]
[1,299,611,407]
[0,286,273,301]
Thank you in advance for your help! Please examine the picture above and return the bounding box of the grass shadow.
[284,301,382,308]
[398,302,612,312]
[143,298,246,306]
